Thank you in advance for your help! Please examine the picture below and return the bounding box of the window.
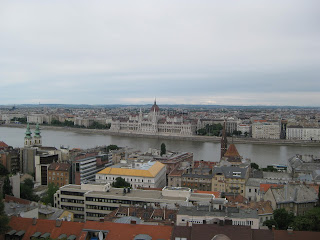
[249,189,251,193]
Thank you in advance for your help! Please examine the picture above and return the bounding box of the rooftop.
[97,161,165,177]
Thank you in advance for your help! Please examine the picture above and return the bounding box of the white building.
[286,126,320,141]
[96,160,166,189]
[252,121,280,139]
[176,205,260,229]
[237,123,251,135]
[54,184,214,222]
[110,100,197,136]
[27,114,52,124]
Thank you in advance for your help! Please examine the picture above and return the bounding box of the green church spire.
[25,123,32,139]
[34,123,41,137]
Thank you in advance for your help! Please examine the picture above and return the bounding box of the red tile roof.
[0,141,9,148]
[48,162,71,171]
[5,195,31,205]
[8,217,84,240]
[224,144,240,157]
[82,221,172,240]
[260,184,283,193]
[8,216,173,240]
[274,229,320,240]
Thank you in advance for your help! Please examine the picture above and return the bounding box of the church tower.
[220,120,228,159]
[24,123,33,147]
[33,123,42,147]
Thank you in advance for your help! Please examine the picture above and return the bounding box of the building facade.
[110,101,197,136]
[252,122,280,139]
[48,162,71,187]
[286,126,320,141]
[54,184,214,222]
[96,160,166,189]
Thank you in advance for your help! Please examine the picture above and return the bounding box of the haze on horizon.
[1,1,319,107]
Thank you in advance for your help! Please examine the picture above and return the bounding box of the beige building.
[252,121,280,139]
[96,160,166,189]
[211,166,249,195]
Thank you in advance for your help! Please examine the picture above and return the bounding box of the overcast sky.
[1,1,319,106]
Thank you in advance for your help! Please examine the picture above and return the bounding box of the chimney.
[32,218,37,225]
[99,218,104,223]
[272,225,275,231]
[287,227,293,234]
[56,219,62,227]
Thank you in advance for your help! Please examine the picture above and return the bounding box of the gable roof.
[48,162,71,171]
[0,141,9,148]
[224,144,240,158]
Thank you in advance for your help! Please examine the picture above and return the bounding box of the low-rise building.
[54,183,214,222]
[264,184,318,216]
[252,121,280,139]
[181,168,213,191]
[96,160,166,189]
[48,162,71,187]
[211,166,249,195]
[176,205,260,229]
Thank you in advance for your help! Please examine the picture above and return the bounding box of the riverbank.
[1,123,320,146]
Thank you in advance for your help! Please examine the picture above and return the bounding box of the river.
[0,126,319,167]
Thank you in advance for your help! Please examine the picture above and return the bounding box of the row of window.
[86,212,106,218]
[50,172,68,176]
[85,197,145,206]
[74,214,84,219]
[233,220,254,226]
[86,205,117,211]
[61,205,84,211]
[61,198,84,204]
[61,191,84,197]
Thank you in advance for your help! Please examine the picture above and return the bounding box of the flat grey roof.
[178,206,259,219]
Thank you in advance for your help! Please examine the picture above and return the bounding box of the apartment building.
[48,162,71,187]
[176,205,260,229]
[252,121,280,139]
[54,183,214,222]
[211,166,249,195]
[286,126,320,141]
[95,160,166,189]
[72,154,109,184]
[264,184,318,216]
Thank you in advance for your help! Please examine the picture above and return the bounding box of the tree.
[3,176,13,198]
[20,178,39,202]
[318,186,320,207]
[263,219,278,229]
[106,144,119,152]
[0,195,10,234]
[41,183,59,206]
[270,208,294,230]
[293,207,320,231]
[160,143,166,156]
[0,163,9,176]
[250,163,260,170]
[112,177,131,188]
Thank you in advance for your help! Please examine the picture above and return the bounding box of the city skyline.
[1,1,319,106]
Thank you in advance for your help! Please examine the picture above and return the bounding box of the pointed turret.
[220,120,228,159]
[33,123,42,147]
[24,123,33,147]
